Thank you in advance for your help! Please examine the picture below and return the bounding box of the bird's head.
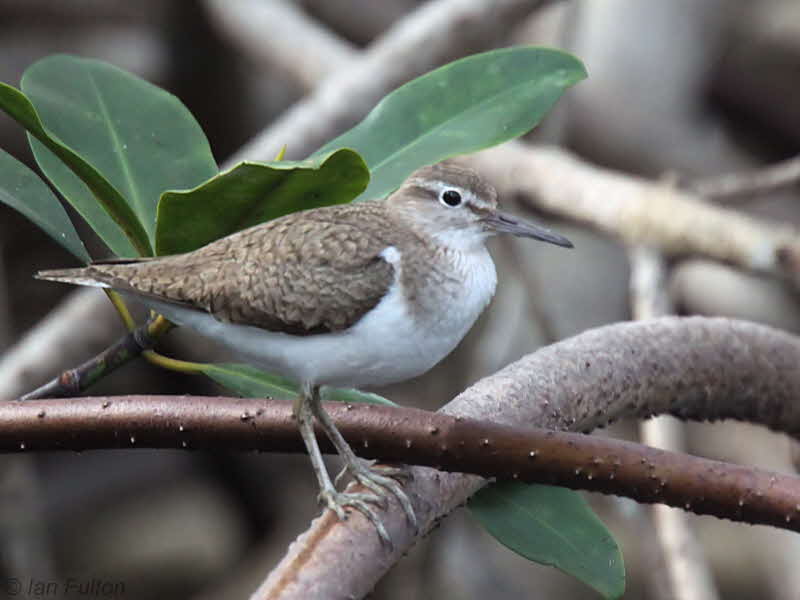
[386,162,573,251]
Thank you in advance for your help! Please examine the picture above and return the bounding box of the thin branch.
[0,290,118,400]
[691,154,800,199]
[203,0,358,90]
[3,394,800,535]
[629,246,719,600]
[496,234,560,344]
[629,245,673,320]
[18,318,167,400]
[460,142,800,286]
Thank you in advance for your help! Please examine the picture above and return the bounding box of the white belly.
[132,247,497,389]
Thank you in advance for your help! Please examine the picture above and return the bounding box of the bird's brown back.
[80,203,412,335]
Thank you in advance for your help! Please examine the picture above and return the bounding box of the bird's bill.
[483,210,573,248]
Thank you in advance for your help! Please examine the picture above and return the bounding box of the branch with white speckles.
[3,390,800,537]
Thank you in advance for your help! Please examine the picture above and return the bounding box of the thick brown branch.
[2,394,800,534]
[253,316,800,599]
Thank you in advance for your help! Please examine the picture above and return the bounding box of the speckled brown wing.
[48,205,398,335]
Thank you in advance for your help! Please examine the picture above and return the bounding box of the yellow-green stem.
[142,350,207,375]
[147,314,175,337]
[104,292,193,374]
[104,290,136,331]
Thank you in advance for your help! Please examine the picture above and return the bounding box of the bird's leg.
[306,385,417,532]
[295,383,393,545]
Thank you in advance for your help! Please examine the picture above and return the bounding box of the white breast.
[132,245,498,389]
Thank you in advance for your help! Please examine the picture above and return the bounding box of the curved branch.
[251,316,800,599]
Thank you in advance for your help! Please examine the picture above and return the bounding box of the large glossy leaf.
[0,148,89,263]
[470,483,624,599]
[0,82,145,257]
[203,363,395,406]
[21,54,218,254]
[156,148,368,255]
[314,46,586,201]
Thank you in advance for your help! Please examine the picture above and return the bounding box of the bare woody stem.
[2,394,800,534]
[19,315,174,400]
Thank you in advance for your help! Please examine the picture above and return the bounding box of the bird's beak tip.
[486,210,573,249]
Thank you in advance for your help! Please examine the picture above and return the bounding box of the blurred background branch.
[629,245,719,600]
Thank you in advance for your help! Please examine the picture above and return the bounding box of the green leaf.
[202,363,299,400]
[469,482,624,599]
[0,81,146,257]
[314,46,586,201]
[20,54,219,255]
[322,387,396,407]
[202,362,395,406]
[0,148,89,263]
[156,148,368,255]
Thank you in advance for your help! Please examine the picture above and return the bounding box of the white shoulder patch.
[379,246,402,266]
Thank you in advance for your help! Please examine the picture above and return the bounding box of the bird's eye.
[440,189,462,207]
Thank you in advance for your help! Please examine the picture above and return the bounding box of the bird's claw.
[335,461,418,532]
[318,488,392,547]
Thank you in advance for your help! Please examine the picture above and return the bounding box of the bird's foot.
[318,486,392,547]
[300,383,416,544]
[335,459,417,532]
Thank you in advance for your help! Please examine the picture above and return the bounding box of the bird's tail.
[35,267,112,289]
[36,257,155,288]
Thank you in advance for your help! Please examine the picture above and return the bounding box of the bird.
[37,161,573,543]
